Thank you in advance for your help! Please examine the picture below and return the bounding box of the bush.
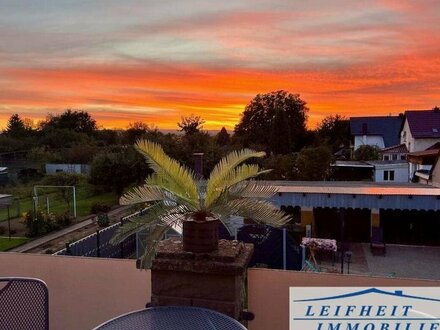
[97,214,110,227]
[55,212,71,227]
[90,203,111,215]
[24,210,69,237]
[0,226,5,235]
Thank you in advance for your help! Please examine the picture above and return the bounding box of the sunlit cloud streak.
[1,0,440,130]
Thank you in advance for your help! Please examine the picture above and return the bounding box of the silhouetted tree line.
[1,91,352,193]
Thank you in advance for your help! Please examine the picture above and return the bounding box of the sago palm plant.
[112,139,290,267]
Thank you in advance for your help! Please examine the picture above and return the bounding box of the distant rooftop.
[382,144,408,154]
[405,107,440,138]
[350,116,402,147]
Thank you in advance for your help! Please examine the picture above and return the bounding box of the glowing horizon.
[1,1,440,131]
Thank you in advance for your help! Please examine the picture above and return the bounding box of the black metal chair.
[0,277,49,330]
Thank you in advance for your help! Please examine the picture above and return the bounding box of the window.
[383,170,395,181]
[384,155,389,160]
[392,154,398,160]
[401,155,406,160]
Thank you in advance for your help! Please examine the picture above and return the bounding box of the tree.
[40,109,97,133]
[234,90,308,152]
[216,127,230,145]
[3,114,29,138]
[123,122,153,145]
[316,114,350,151]
[296,145,333,180]
[177,114,205,135]
[354,145,381,161]
[90,148,150,196]
[269,107,291,154]
[111,140,290,267]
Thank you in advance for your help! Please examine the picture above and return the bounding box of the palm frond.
[230,181,279,199]
[119,184,165,205]
[111,202,175,244]
[138,223,171,269]
[213,198,291,227]
[205,152,267,208]
[145,174,198,210]
[135,140,199,208]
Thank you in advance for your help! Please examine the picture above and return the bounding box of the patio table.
[93,306,247,330]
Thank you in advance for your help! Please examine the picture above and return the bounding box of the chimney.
[193,153,204,177]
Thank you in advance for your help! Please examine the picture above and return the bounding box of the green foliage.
[40,109,97,133]
[97,213,110,227]
[261,154,297,180]
[177,114,205,135]
[90,147,150,196]
[123,122,154,145]
[24,210,60,237]
[269,107,291,154]
[216,127,230,146]
[296,145,333,180]
[234,90,308,152]
[354,145,381,161]
[90,202,111,214]
[113,140,290,268]
[317,114,350,151]
[3,114,31,138]
[0,237,29,252]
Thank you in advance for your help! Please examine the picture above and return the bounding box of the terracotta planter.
[183,219,220,253]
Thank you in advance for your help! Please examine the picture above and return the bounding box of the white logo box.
[290,287,440,330]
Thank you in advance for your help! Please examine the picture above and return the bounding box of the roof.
[350,116,402,147]
[0,194,13,207]
[332,160,407,168]
[332,161,374,168]
[405,108,440,138]
[407,149,440,165]
[382,144,408,154]
[271,180,440,196]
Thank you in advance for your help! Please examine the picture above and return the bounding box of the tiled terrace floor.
[316,243,440,280]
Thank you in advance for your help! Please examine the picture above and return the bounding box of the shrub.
[97,214,110,227]
[0,226,5,235]
[55,212,71,227]
[90,203,111,215]
[24,210,68,237]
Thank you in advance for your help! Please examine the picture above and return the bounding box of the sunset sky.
[1,0,440,131]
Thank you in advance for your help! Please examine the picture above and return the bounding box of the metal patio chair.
[0,277,49,330]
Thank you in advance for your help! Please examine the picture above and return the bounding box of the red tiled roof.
[382,144,408,153]
[405,108,440,138]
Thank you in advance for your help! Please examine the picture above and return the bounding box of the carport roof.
[271,181,440,196]
[0,194,13,207]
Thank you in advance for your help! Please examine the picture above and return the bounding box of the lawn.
[0,236,29,251]
[0,182,118,222]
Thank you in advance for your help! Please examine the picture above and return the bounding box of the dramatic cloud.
[1,0,440,129]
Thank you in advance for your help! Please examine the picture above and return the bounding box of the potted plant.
[112,140,290,267]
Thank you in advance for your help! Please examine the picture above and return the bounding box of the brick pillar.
[151,238,254,320]
[300,207,314,235]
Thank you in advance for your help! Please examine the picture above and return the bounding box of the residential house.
[401,107,440,177]
[350,115,403,150]
[331,160,409,183]
[381,144,408,161]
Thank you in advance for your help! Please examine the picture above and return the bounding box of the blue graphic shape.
[294,288,440,303]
